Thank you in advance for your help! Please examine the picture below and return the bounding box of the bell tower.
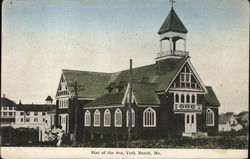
[156,0,189,61]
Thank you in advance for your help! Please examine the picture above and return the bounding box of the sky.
[2,0,249,113]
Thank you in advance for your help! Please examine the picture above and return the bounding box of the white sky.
[2,0,249,113]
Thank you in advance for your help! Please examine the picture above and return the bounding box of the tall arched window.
[206,109,214,126]
[143,107,156,127]
[84,110,91,126]
[126,108,135,127]
[186,94,190,103]
[115,108,122,127]
[181,94,185,103]
[187,114,190,123]
[191,94,196,103]
[94,110,100,127]
[175,94,179,103]
[104,109,111,127]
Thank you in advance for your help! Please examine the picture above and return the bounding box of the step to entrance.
[182,132,208,137]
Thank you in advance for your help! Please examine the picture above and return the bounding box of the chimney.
[19,100,22,105]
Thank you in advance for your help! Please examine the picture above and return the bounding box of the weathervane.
[170,0,175,8]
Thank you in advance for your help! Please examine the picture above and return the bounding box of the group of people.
[39,121,65,147]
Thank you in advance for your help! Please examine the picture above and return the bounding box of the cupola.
[156,1,189,61]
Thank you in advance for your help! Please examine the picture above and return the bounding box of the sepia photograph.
[1,0,249,158]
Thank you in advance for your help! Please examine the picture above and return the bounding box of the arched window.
[104,109,111,127]
[115,108,122,127]
[175,94,179,103]
[143,107,156,127]
[186,94,190,103]
[187,114,189,123]
[126,108,135,127]
[181,94,185,103]
[94,110,100,127]
[206,109,214,126]
[191,94,196,103]
[84,110,91,126]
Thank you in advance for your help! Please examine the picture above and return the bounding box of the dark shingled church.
[55,6,220,141]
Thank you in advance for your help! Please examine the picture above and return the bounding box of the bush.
[72,136,248,149]
[1,126,39,146]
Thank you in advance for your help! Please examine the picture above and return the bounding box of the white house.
[219,112,243,132]
[14,96,56,129]
[1,95,17,127]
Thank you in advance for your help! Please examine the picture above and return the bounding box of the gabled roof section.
[62,69,112,98]
[1,97,16,107]
[154,57,187,91]
[46,96,53,101]
[158,8,188,34]
[204,86,220,107]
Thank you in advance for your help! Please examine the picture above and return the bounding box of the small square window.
[3,112,7,116]
[26,118,30,122]
[34,112,38,116]
[9,107,13,110]
[42,112,46,116]
[9,112,13,116]
[34,118,38,122]
[26,112,30,116]
[3,107,7,110]
[20,112,24,116]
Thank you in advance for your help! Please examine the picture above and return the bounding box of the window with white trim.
[174,92,196,104]
[84,110,91,126]
[143,107,156,127]
[206,108,214,126]
[114,108,122,127]
[126,108,135,127]
[104,109,111,127]
[94,110,100,127]
[59,98,69,108]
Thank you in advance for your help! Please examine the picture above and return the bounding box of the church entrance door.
[184,113,196,133]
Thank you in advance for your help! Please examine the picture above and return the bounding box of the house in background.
[1,95,17,127]
[236,111,249,129]
[14,96,56,129]
[55,5,220,141]
[219,112,243,132]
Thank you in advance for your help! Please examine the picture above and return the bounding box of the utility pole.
[71,81,84,146]
[128,59,133,141]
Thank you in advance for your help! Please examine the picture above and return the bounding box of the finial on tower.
[170,0,175,8]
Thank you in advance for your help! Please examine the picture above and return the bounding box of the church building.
[55,5,220,141]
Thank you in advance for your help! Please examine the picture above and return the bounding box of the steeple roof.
[158,8,188,34]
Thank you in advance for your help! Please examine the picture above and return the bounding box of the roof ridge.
[62,69,112,74]
[62,63,156,75]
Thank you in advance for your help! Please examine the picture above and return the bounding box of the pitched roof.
[204,86,220,107]
[85,93,125,107]
[62,69,112,98]
[133,83,160,105]
[1,97,16,107]
[158,8,188,34]
[46,96,53,101]
[63,58,187,99]
[16,104,56,111]
[219,114,234,124]
[86,82,161,107]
